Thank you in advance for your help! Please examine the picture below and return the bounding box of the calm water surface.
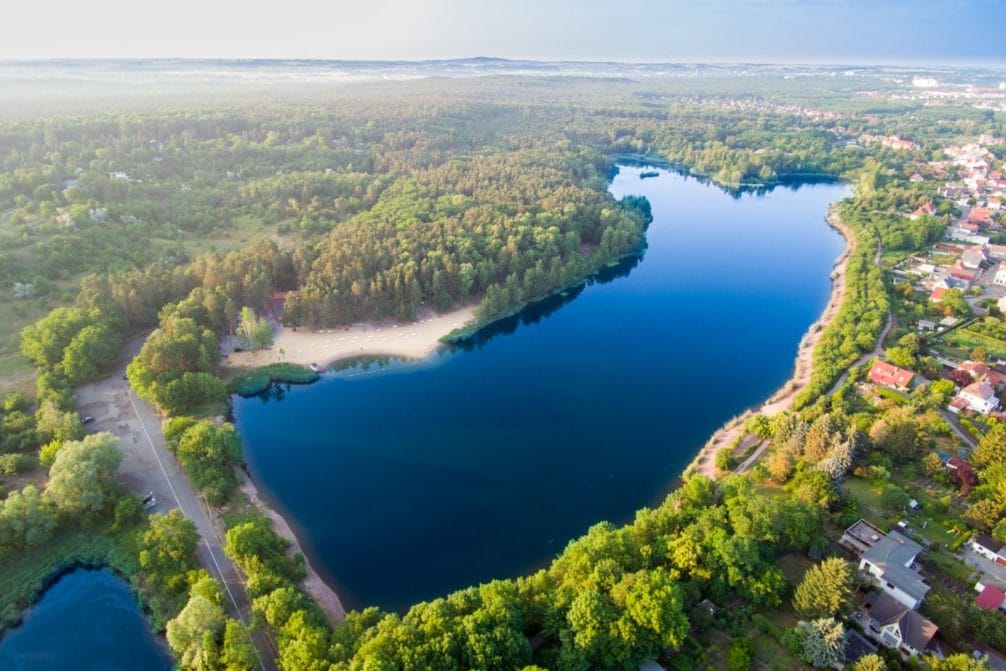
[234,167,849,611]
[0,568,172,670]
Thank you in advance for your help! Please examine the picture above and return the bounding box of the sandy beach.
[227,304,479,624]
[226,208,853,618]
[689,206,854,478]
[226,304,479,370]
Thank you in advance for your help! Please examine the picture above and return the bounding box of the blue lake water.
[234,166,849,612]
[0,568,172,670]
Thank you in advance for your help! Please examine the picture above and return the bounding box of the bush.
[0,453,33,475]
[715,449,736,472]
[728,639,752,671]
[880,484,910,511]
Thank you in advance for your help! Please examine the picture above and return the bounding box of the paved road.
[76,337,275,670]
[827,310,896,395]
[963,547,1006,588]
[939,408,979,449]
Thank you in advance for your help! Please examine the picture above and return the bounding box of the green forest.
[3,73,1006,671]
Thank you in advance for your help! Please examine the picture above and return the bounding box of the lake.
[0,568,172,670]
[233,166,849,612]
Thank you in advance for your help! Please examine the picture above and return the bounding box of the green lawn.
[844,475,966,547]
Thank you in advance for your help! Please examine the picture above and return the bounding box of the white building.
[859,531,930,609]
[995,265,1006,287]
[862,592,938,658]
[952,382,1000,414]
[972,534,1006,563]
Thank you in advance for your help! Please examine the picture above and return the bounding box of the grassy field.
[939,326,1006,360]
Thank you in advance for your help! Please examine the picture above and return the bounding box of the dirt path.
[76,337,276,670]
[687,206,856,478]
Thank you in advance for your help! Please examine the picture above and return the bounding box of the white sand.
[225,304,479,370]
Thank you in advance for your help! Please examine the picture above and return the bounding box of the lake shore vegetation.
[3,73,1005,669]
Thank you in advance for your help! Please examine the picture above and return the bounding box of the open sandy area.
[226,304,478,370]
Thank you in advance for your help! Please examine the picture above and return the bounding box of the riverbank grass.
[227,362,320,397]
[0,526,140,629]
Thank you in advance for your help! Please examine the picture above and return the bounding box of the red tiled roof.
[870,360,915,389]
[960,361,994,379]
[977,585,1006,610]
[963,381,996,400]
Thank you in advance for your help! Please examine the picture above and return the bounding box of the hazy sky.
[4,0,1004,65]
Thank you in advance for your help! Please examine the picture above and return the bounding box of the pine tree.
[793,558,854,619]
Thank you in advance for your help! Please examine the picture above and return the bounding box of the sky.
[4,0,1005,65]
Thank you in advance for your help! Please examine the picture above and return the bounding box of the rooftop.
[862,531,929,603]
[865,592,938,652]
[977,584,1006,611]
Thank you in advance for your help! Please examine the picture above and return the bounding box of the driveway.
[76,336,275,670]
[962,547,1006,588]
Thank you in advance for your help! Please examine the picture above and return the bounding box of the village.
[791,133,1006,667]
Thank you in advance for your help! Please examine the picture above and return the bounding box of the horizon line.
[0,56,1004,70]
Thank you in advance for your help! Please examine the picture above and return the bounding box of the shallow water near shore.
[0,568,172,670]
[234,166,849,612]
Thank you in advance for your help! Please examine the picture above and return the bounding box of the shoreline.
[226,304,479,371]
[684,204,854,479]
[224,195,852,625]
[239,478,347,623]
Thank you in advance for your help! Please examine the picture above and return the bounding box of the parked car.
[81,415,95,425]
[142,492,156,511]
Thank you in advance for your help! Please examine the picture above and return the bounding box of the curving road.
[76,337,276,670]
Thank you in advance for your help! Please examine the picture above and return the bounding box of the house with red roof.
[908,201,936,220]
[957,360,1006,387]
[949,265,978,286]
[869,360,915,391]
[977,583,1006,611]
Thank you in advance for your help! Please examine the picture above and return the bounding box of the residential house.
[869,360,915,391]
[930,287,948,303]
[972,533,1006,565]
[995,265,1006,287]
[948,264,978,287]
[976,582,1006,612]
[957,361,1006,387]
[909,201,936,219]
[862,592,938,658]
[859,530,930,608]
[840,519,887,555]
[950,382,1000,414]
[961,247,988,269]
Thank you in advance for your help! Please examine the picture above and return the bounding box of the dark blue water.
[0,568,172,670]
[234,167,849,612]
